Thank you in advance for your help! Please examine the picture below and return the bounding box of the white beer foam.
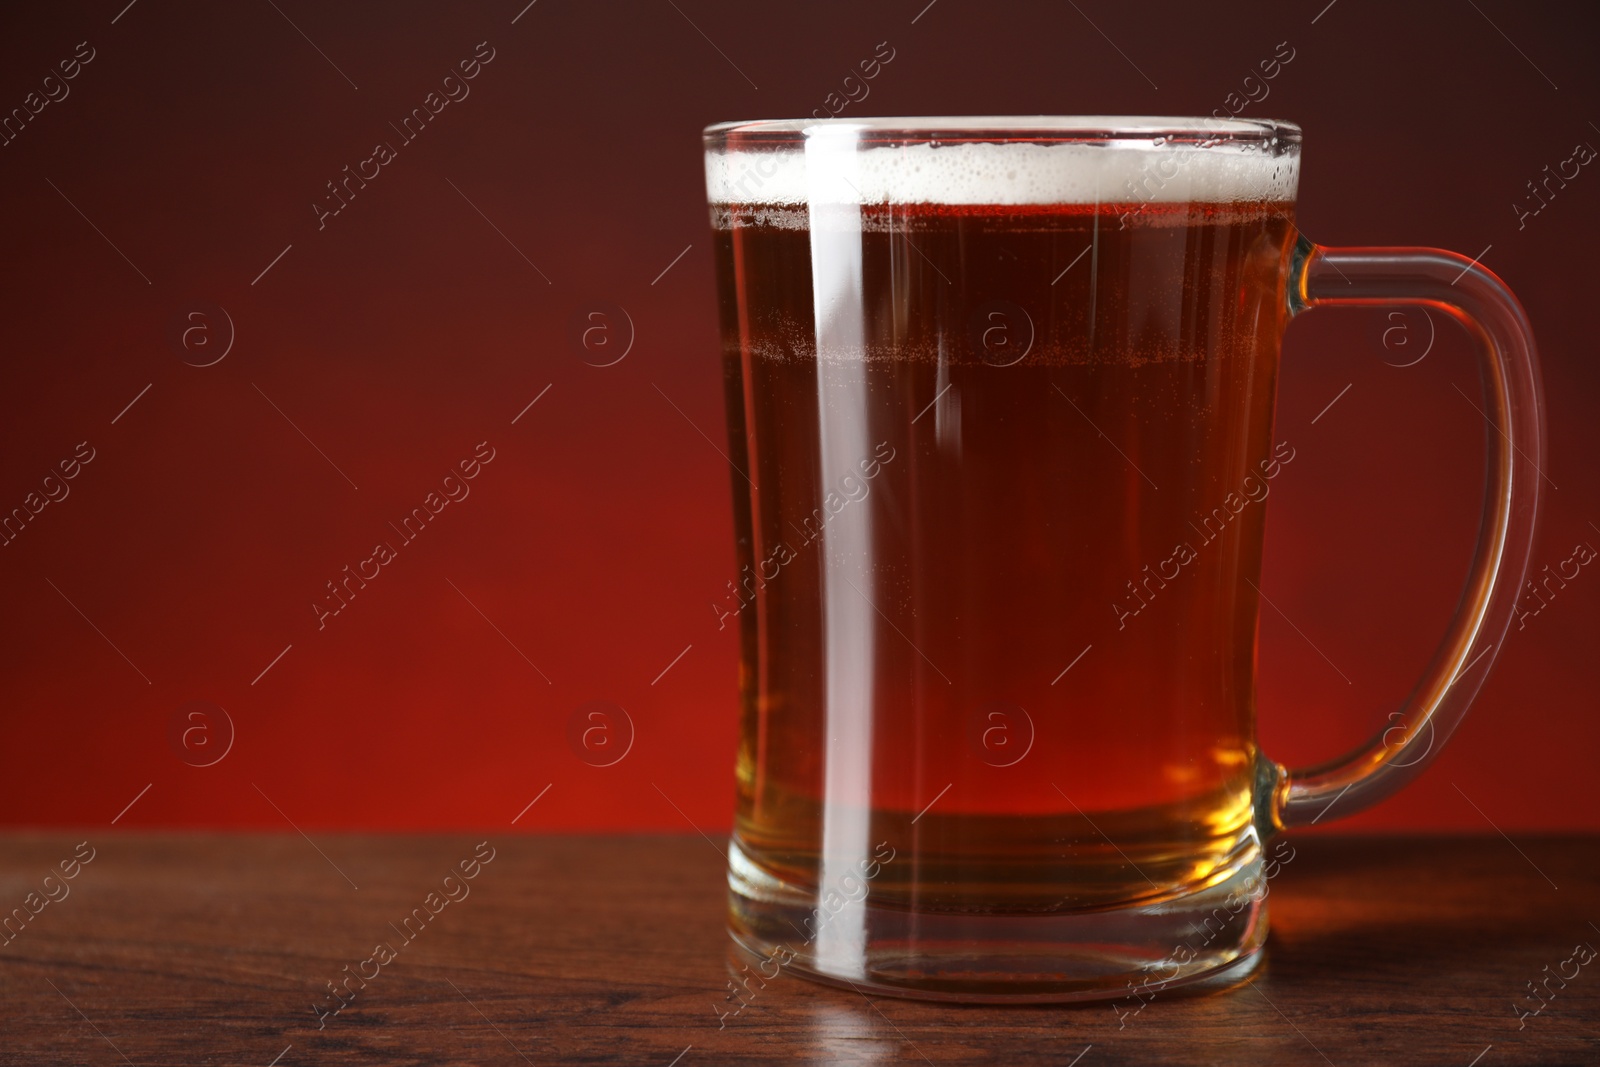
[706,140,1298,207]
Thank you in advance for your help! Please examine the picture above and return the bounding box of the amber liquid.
[711,198,1297,917]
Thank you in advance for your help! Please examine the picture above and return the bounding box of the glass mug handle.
[1259,239,1545,830]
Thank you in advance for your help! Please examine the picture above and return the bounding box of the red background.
[0,0,1595,832]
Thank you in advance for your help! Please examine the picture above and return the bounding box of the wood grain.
[0,833,1595,1065]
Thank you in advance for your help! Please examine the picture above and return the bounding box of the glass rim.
[703,116,1302,149]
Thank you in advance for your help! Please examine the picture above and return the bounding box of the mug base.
[725,840,1269,1004]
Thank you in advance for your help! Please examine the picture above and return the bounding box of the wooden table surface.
[0,833,1595,1065]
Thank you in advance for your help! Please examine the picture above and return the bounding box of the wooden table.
[0,834,1594,1065]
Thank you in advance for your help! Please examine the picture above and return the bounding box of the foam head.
[705,117,1300,208]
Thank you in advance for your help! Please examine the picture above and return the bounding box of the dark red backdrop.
[0,0,1594,832]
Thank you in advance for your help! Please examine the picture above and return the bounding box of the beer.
[706,126,1300,996]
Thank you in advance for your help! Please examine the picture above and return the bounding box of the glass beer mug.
[702,117,1541,1001]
